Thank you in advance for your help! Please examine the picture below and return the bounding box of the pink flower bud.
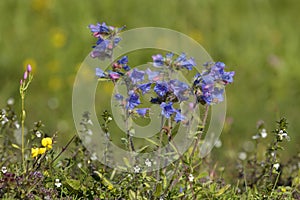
[27,64,32,72]
[23,71,28,80]
[20,79,23,85]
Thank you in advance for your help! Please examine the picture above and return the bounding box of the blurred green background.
[1,0,299,167]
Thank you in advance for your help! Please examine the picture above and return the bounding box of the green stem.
[190,104,209,160]
[21,92,26,171]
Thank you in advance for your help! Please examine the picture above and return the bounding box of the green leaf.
[215,184,231,196]
[123,157,131,168]
[154,182,162,197]
[197,171,209,180]
[11,143,20,149]
[66,179,81,191]
[145,138,159,146]
[136,145,149,153]
[129,189,136,200]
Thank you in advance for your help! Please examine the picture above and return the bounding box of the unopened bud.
[23,71,28,80]
[27,64,32,73]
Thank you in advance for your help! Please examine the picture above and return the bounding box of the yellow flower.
[42,137,53,149]
[31,148,39,158]
[38,147,47,155]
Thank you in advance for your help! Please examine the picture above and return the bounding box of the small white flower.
[108,117,113,121]
[238,152,247,161]
[1,166,7,174]
[77,163,82,168]
[260,129,267,138]
[145,159,152,167]
[127,174,133,180]
[36,131,41,138]
[14,123,20,129]
[273,163,280,170]
[271,152,275,157]
[55,179,62,188]
[252,134,260,140]
[278,130,290,141]
[188,174,194,182]
[214,139,222,148]
[7,98,14,105]
[87,129,93,135]
[87,119,93,125]
[90,153,98,161]
[133,165,141,173]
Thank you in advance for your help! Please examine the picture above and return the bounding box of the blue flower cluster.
[90,24,235,123]
[193,62,235,105]
[152,52,196,71]
[95,56,130,82]
[88,22,125,60]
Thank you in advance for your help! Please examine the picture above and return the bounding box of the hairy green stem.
[21,92,26,171]
[190,104,209,160]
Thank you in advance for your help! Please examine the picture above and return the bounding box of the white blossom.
[133,165,141,173]
[273,163,280,170]
[1,166,7,174]
[188,174,194,182]
[238,152,247,161]
[260,129,267,138]
[145,159,152,167]
[55,179,62,188]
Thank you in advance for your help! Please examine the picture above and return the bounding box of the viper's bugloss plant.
[0,22,299,199]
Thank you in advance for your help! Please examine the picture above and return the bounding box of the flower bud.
[27,64,32,73]
[23,71,28,80]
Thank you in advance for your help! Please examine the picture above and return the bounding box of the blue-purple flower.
[193,61,234,105]
[151,52,196,71]
[174,53,195,70]
[160,102,176,118]
[146,68,161,82]
[129,68,145,84]
[136,108,150,117]
[117,56,128,65]
[115,94,124,101]
[222,71,235,84]
[174,110,186,123]
[169,80,190,101]
[152,54,164,67]
[89,22,110,35]
[138,83,152,94]
[96,68,107,78]
[154,82,169,97]
[113,56,130,71]
[108,71,121,81]
[89,22,124,60]
[127,91,141,109]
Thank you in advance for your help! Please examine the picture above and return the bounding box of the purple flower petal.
[160,102,176,118]
[154,82,169,97]
[136,108,150,117]
[146,68,161,82]
[169,80,190,101]
[129,68,145,84]
[174,110,186,123]
[108,71,121,80]
[152,54,164,67]
[117,56,128,65]
[115,94,124,101]
[127,91,141,109]
[96,68,107,78]
[138,82,152,94]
